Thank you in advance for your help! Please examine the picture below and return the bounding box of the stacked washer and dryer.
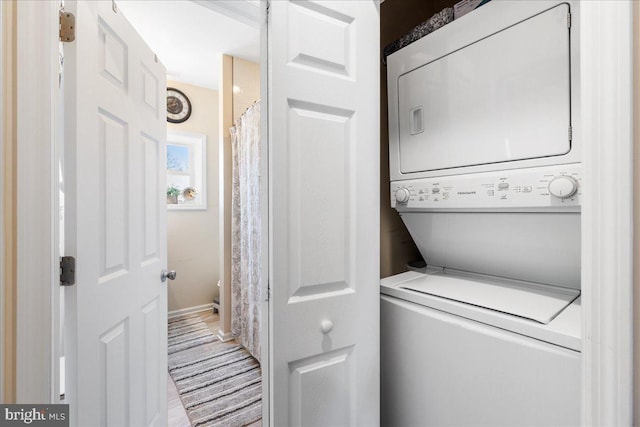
[382,1,582,426]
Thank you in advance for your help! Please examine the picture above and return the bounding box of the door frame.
[12,1,635,425]
[580,1,635,424]
[259,0,271,423]
[0,0,5,404]
[14,0,61,403]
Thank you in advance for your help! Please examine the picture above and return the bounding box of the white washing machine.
[383,1,582,426]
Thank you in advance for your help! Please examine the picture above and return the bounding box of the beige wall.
[2,0,16,403]
[379,0,456,277]
[633,2,640,423]
[217,55,260,337]
[232,57,260,123]
[218,55,233,337]
[166,81,220,312]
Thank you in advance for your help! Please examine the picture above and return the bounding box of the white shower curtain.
[230,101,262,362]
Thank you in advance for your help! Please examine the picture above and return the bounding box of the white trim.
[580,1,634,425]
[259,1,270,425]
[633,3,640,424]
[52,24,63,407]
[15,0,59,403]
[216,329,235,342]
[166,130,208,210]
[168,303,214,319]
[191,0,260,28]
[0,0,5,404]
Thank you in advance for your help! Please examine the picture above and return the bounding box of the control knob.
[395,187,411,204]
[548,176,578,199]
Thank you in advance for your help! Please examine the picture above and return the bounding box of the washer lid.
[399,271,580,324]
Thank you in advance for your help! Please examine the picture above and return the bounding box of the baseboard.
[216,329,234,342]
[168,303,214,319]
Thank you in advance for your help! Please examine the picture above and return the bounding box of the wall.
[217,55,260,339]
[232,57,260,123]
[166,80,220,312]
[379,0,456,277]
[1,0,16,403]
[218,55,233,338]
[633,2,640,423]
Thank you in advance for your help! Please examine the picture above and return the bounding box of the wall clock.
[166,87,192,123]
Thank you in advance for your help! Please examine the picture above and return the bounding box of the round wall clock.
[166,88,192,123]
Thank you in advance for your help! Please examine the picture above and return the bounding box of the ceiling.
[116,0,260,90]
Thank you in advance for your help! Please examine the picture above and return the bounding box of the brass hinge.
[60,256,76,286]
[59,10,75,42]
[567,12,571,29]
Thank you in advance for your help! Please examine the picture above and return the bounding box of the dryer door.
[397,3,571,173]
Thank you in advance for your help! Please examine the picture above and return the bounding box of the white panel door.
[268,1,380,425]
[63,1,167,426]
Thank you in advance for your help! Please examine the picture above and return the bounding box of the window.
[166,131,206,210]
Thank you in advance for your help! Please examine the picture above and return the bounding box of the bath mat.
[168,314,217,354]
[168,315,262,427]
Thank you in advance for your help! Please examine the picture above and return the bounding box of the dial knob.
[395,188,411,204]
[548,176,578,199]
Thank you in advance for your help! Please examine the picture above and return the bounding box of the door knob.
[161,269,177,282]
[321,320,334,334]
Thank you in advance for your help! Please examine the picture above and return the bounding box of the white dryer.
[382,1,582,426]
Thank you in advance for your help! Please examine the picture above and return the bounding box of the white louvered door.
[63,1,168,426]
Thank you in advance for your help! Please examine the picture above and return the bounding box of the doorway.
[56,1,266,426]
[115,2,264,426]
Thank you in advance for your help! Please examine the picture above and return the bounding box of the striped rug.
[168,314,262,427]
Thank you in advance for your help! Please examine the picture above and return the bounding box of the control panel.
[391,164,582,210]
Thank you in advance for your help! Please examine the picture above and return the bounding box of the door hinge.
[568,125,573,141]
[59,10,75,42]
[567,12,571,28]
[60,256,76,286]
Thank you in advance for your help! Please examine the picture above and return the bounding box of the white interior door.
[63,1,168,426]
[268,1,380,425]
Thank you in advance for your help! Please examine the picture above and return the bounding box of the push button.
[498,183,509,190]
[432,188,440,194]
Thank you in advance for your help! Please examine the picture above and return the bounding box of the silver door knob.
[161,269,177,282]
